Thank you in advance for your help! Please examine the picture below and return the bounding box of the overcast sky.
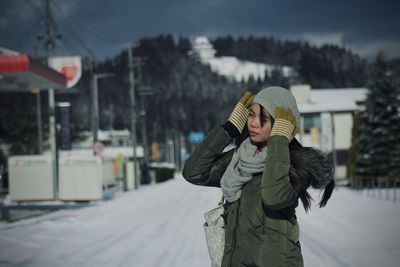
[1,0,399,60]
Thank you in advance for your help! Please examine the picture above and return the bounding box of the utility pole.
[135,57,151,165]
[140,99,149,164]
[92,72,114,143]
[44,0,58,199]
[33,43,43,154]
[31,88,43,154]
[128,46,139,190]
[37,90,43,154]
[138,86,152,164]
[88,50,97,143]
[92,73,99,143]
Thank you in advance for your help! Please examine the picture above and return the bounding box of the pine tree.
[355,109,372,180]
[387,68,400,178]
[355,53,400,181]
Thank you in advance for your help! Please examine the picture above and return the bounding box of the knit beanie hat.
[253,86,301,130]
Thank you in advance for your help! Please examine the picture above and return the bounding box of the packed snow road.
[0,174,399,267]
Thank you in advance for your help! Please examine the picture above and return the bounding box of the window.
[303,113,321,134]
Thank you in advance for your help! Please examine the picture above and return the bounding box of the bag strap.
[218,196,224,206]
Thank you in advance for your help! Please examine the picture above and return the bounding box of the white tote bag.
[203,197,225,267]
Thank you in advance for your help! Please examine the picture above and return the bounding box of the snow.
[207,56,293,82]
[1,174,400,267]
[190,36,294,82]
[297,88,368,113]
[298,99,358,113]
[311,88,368,103]
[209,57,269,82]
[59,146,144,159]
[298,189,400,267]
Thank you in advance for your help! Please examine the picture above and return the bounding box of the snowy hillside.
[190,36,294,82]
[1,174,399,267]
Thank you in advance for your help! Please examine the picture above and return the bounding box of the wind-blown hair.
[289,146,335,211]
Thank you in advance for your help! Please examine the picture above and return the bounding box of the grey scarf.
[220,138,267,202]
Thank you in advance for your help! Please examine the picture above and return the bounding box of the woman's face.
[247,103,273,147]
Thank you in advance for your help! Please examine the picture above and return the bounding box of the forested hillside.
[81,35,369,143]
[0,34,387,155]
[212,36,368,87]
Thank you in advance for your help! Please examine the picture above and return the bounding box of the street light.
[91,73,114,143]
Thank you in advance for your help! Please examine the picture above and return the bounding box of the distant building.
[71,129,144,159]
[74,129,132,148]
[291,85,368,180]
[189,36,295,82]
[189,36,217,63]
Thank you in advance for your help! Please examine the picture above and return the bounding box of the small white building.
[74,129,132,148]
[291,85,368,180]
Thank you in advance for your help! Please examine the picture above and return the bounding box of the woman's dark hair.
[289,146,335,212]
[259,108,275,128]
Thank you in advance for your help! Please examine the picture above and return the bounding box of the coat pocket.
[235,226,283,266]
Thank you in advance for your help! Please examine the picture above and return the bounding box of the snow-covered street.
[1,174,400,267]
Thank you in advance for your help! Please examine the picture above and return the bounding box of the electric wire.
[77,2,131,42]
[71,4,119,45]
[51,2,91,54]
[14,1,45,53]
[46,0,126,98]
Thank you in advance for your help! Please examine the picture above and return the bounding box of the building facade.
[291,85,368,181]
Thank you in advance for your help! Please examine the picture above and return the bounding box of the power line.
[77,2,131,42]
[58,4,116,46]
[50,1,126,58]
[47,1,125,95]
[22,0,48,55]
[68,18,116,47]
[51,2,90,54]
[28,0,44,15]
[13,15,42,51]
[72,4,120,45]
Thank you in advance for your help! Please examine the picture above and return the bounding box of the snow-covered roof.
[311,88,368,103]
[59,147,144,159]
[296,88,368,114]
[0,47,19,55]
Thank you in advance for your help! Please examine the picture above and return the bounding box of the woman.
[183,86,335,267]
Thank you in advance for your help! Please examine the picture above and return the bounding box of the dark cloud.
[0,0,399,59]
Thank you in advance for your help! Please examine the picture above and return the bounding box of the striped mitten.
[270,107,297,141]
[223,91,255,138]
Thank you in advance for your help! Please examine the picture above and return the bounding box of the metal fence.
[0,163,7,194]
[351,176,400,202]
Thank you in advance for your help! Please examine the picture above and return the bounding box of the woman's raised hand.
[270,107,297,141]
[224,91,255,138]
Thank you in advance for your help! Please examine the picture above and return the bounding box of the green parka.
[182,126,304,267]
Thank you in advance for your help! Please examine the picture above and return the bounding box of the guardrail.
[351,176,400,202]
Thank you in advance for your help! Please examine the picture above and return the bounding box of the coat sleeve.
[182,126,235,187]
[261,136,298,210]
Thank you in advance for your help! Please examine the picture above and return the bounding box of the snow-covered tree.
[356,53,400,180]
